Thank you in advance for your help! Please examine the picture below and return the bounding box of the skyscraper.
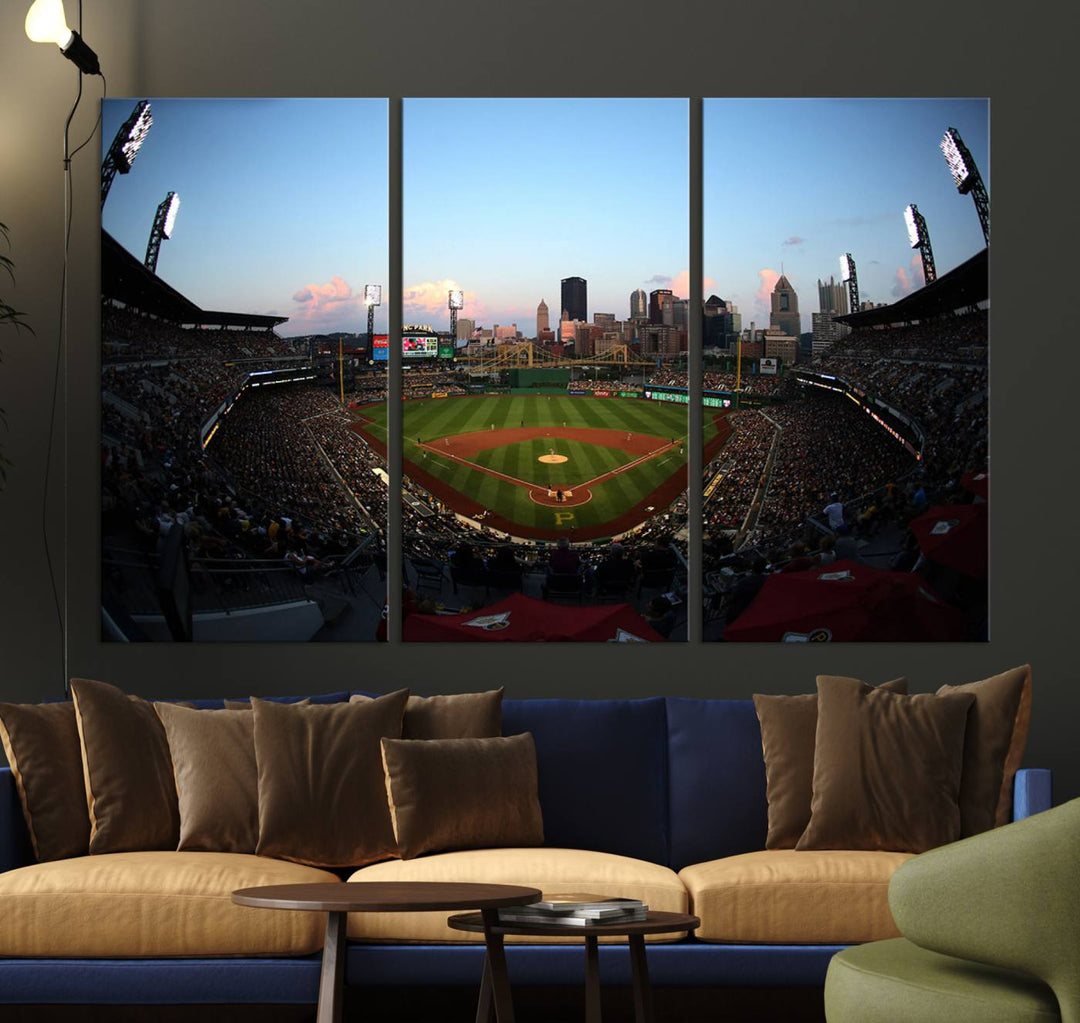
[649,288,674,325]
[536,299,549,339]
[561,276,587,323]
[704,295,736,348]
[630,288,647,320]
[813,276,851,355]
[770,275,801,340]
[817,276,848,317]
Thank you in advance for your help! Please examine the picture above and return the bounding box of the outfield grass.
[358,394,722,536]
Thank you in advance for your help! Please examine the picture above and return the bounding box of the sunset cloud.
[755,268,781,312]
[781,235,805,247]
[668,269,716,300]
[910,252,926,287]
[891,266,912,298]
[403,279,487,324]
[289,275,365,328]
[645,274,673,286]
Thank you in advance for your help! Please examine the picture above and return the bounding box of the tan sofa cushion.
[679,850,914,944]
[347,847,687,943]
[0,852,340,957]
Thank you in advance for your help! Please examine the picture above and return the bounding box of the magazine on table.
[498,893,648,925]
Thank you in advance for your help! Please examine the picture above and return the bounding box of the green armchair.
[825,798,1080,1023]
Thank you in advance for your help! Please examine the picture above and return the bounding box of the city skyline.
[704,98,989,335]
[101,98,389,337]
[404,98,690,331]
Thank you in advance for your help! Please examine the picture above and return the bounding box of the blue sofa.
[0,696,1052,1006]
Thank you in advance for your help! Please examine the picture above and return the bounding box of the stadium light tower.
[448,288,464,349]
[101,100,153,208]
[940,127,990,245]
[144,191,180,274]
[903,204,937,285]
[364,284,381,359]
[839,253,860,317]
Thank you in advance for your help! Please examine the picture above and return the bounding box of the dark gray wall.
[1,2,1076,801]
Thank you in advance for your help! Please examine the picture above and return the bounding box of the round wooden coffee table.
[448,909,700,1023]
[233,881,541,1023]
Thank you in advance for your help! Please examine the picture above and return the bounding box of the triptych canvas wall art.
[99,97,988,644]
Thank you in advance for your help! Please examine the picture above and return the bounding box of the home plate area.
[530,485,591,507]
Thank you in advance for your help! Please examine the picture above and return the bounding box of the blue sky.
[101,98,388,336]
[404,98,689,332]
[704,98,989,334]
[99,98,987,339]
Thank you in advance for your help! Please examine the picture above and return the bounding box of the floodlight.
[364,284,382,307]
[161,193,180,239]
[101,100,153,207]
[904,204,937,284]
[119,102,153,172]
[448,289,465,310]
[904,205,921,248]
[940,126,989,245]
[940,128,971,191]
[145,191,179,273]
[839,254,853,282]
[25,0,100,75]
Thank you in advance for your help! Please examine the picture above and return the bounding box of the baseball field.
[352,394,730,540]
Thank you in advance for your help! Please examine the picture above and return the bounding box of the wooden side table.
[448,909,701,1023]
[233,880,541,1023]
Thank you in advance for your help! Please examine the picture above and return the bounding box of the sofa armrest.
[889,799,1080,1023]
[0,767,34,873]
[1012,768,1052,820]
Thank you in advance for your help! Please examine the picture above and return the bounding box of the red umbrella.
[910,504,988,580]
[960,471,988,501]
[724,560,964,642]
[404,592,666,642]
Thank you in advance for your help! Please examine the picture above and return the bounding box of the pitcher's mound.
[538,454,568,464]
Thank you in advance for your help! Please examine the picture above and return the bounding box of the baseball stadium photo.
[100,98,390,642]
[700,99,989,642]
[396,98,692,641]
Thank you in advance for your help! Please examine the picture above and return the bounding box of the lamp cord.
[42,0,105,700]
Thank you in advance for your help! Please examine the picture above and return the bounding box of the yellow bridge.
[455,342,658,369]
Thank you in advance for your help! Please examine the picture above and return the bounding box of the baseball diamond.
[352,394,731,541]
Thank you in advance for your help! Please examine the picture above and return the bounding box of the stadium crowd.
[104,307,304,362]
[822,310,986,362]
[402,368,470,398]
[648,369,787,396]
[703,310,989,639]
[101,316,386,598]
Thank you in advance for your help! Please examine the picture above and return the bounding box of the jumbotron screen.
[371,335,440,360]
[403,335,438,358]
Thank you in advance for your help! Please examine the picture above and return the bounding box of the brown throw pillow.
[753,677,907,849]
[253,689,409,868]
[381,733,544,859]
[220,695,313,712]
[797,676,974,853]
[937,665,1032,835]
[155,704,260,854]
[0,702,89,861]
[71,678,181,854]
[222,698,311,710]
[350,689,503,739]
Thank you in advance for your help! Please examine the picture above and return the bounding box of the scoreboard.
[374,335,440,360]
[403,335,439,358]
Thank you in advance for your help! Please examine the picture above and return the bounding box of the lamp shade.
[25,0,73,48]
